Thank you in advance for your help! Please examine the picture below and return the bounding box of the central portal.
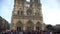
[17,27,22,31]
[16,21,23,31]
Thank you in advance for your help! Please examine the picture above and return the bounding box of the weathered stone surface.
[11,0,45,30]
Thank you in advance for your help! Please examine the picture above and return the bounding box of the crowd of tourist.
[0,30,51,34]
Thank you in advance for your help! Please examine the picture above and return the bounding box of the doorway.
[17,27,22,31]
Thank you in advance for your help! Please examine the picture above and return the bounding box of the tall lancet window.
[38,0,40,3]
[18,10,24,16]
[26,0,30,2]
[20,11,24,15]
[32,0,34,2]
[30,0,34,2]
[35,11,40,16]
[26,4,30,8]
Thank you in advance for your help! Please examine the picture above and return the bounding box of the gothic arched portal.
[36,21,42,30]
[25,20,34,30]
[16,21,23,31]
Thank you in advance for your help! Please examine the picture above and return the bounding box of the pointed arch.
[36,21,42,30]
[25,20,34,30]
[16,21,23,31]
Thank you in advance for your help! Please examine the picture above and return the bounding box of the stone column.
[34,26,36,30]
[23,25,26,30]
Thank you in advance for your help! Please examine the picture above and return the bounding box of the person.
[2,31,6,34]
[19,31,23,34]
[10,30,13,34]
[15,30,19,34]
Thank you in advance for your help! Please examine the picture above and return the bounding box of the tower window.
[26,4,30,8]
[35,11,40,16]
[18,11,24,16]
[21,11,24,15]
[35,12,40,16]
[26,0,30,2]
[32,0,34,2]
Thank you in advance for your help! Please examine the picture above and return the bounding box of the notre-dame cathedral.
[11,0,45,31]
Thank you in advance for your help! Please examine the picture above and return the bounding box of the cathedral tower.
[11,0,45,31]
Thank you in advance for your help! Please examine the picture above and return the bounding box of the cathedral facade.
[11,0,45,31]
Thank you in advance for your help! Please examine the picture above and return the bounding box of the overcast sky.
[0,0,60,25]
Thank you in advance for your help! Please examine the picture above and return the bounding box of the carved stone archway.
[16,21,23,31]
[25,20,34,31]
[36,21,42,30]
